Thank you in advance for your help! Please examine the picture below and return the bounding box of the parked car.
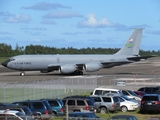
[133,90,146,97]
[90,95,120,114]
[105,93,140,106]
[91,87,123,96]
[0,109,33,120]
[0,103,33,117]
[137,86,160,94]
[120,89,142,101]
[140,94,160,113]
[111,114,138,120]
[100,93,139,112]
[62,97,96,113]
[12,100,53,120]
[65,111,101,120]
[40,98,65,116]
[116,96,139,112]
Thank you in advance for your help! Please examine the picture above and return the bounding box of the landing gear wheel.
[20,72,25,76]
[79,71,83,75]
[74,70,83,75]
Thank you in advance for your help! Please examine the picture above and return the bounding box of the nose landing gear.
[20,71,25,76]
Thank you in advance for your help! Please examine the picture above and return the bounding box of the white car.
[116,96,139,112]
[0,109,33,120]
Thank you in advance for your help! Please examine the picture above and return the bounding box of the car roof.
[63,97,91,100]
[90,95,113,97]
[94,87,120,91]
[13,100,47,102]
[0,110,20,114]
[0,103,27,108]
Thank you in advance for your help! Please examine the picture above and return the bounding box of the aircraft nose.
[2,61,8,67]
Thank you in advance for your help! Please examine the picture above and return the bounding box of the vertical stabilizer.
[115,28,143,56]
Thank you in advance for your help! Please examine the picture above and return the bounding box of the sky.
[0,0,160,51]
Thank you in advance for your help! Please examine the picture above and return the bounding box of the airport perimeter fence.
[0,74,160,103]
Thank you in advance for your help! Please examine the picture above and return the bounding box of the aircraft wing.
[47,61,132,72]
[48,64,60,70]
[101,61,132,68]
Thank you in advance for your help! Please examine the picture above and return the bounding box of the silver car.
[90,95,121,114]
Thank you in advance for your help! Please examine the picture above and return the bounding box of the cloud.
[0,11,13,16]
[3,13,31,23]
[21,27,47,31]
[87,30,102,34]
[145,30,160,35]
[62,32,82,35]
[41,20,57,25]
[77,13,113,28]
[112,23,128,31]
[21,2,71,11]
[43,11,83,19]
[0,31,12,35]
[62,30,101,35]
[129,24,150,29]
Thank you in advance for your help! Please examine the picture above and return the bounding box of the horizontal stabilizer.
[127,55,157,61]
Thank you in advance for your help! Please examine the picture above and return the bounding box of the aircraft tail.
[115,28,143,56]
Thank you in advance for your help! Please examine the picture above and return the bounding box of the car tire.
[121,106,128,112]
[100,107,107,114]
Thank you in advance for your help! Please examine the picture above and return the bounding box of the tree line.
[0,43,159,57]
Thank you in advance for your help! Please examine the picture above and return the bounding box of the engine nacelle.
[40,70,53,73]
[59,65,77,74]
[83,63,102,72]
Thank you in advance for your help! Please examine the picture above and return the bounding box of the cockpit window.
[9,58,15,61]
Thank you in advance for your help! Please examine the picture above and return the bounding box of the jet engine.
[59,64,77,74]
[83,63,102,72]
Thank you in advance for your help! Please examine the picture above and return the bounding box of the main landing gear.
[74,70,83,75]
[20,71,25,76]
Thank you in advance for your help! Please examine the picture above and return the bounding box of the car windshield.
[23,106,32,115]
[121,95,132,100]
[142,96,158,101]
[86,100,94,106]
[128,90,139,96]
[16,112,26,116]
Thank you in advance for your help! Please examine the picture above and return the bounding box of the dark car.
[133,90,146,97]
[140,94,160,113]
[41,98,65,116]
[12,100,53,120]
[138,86,160,94]
[111,114,138,120]
[62,98,96,113]
[66,111,101,120]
